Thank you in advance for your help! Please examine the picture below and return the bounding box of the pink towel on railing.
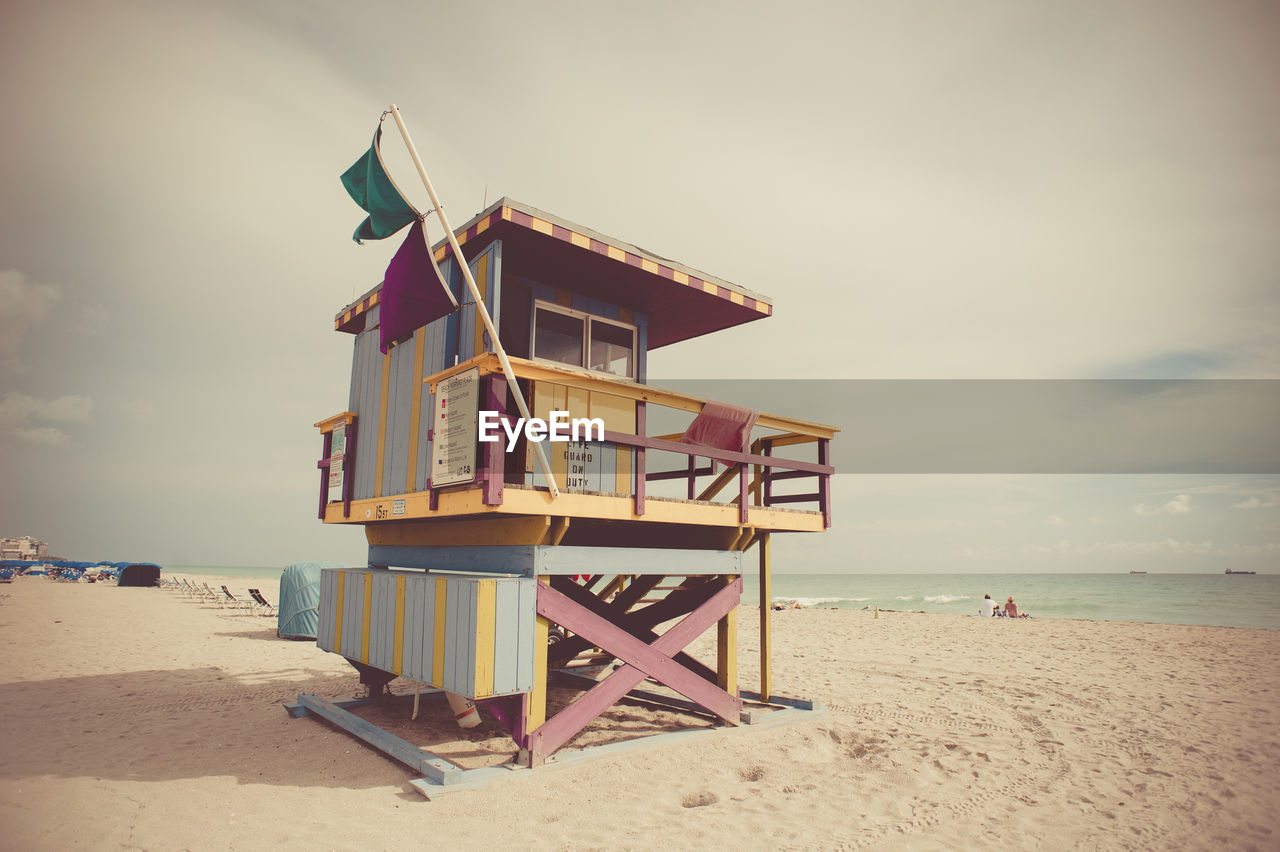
[678,400,759,453]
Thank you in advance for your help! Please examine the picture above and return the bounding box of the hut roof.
[335,198,772,349]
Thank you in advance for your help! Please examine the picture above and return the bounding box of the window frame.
[530,299,638,380]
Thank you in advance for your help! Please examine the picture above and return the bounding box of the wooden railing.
[431,354,837,528]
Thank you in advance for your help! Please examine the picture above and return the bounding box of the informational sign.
[430,368,480,487]
[562,439,592,491]
[327,424,346,500]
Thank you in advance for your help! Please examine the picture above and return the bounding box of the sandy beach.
[1,575,1277,851]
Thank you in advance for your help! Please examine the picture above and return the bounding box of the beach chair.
[219,585,252,611]
[248,588,278,616]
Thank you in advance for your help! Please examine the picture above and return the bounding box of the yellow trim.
[473,580,497,698]
[729,291,745,305]
[701,281,717,294]
[606,245,625,262]
[333,572,345,655]
[325,487,826,532]
[405,327,426,493]
[640,258,659,274]
[570,231,590,249]
[366,515,552,547]
[476,216,490,235]
[673,270,689,285]
[360,573,372,664]
[314,411,356,432]
[392,574,406,675]
[374,351,391,497]
[432,576,447,688]
[528,614,550,732]
[548,516,571,545]
[716,574,738,696]
[530,216,553,235]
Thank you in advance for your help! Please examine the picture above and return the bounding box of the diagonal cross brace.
[548,575,719,682]
[529,576,742,763]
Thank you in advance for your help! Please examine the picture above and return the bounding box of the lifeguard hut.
[300,197,836,788]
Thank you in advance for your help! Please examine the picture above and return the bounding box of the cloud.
[1134,493,1193,516]
[1047,514,1069,527]
[1232,491,1280,510]
[16,426,70,446]
[0,392,94,443]
[0,270,62,369]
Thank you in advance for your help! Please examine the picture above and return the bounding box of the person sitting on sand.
[980,594,997,617]
[1004,596,1030,618]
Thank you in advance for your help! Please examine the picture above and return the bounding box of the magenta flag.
[380,220,456,352]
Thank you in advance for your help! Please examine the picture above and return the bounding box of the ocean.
[168,566,1279,631]
[741,572,1280,631]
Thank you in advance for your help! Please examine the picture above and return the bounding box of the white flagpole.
[387,104,561,499]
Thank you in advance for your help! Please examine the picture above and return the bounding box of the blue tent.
[278,562,345,640]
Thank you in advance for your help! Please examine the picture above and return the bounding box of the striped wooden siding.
[316,568,536,699]
[347,244,500,502]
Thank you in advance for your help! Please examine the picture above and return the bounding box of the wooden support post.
[750,438,762,508]
[317,430,332,519]
[483,374,507,506]
[717,574,738,697]
[634,402,646,516]
[818,438,831,528]
[758,532,772,702]
[762,438,773,507]
[525,614,550,741]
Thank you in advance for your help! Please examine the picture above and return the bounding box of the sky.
[1,0,1277,573]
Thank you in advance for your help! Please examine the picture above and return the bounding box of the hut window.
[589,318,635,378]
[533,305,585,368]
[532,300,637,379]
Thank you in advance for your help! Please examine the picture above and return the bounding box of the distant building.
[0,536,48,561]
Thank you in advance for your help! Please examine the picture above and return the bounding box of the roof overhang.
[335,198,772,347]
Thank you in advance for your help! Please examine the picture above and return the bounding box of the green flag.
[340,125,418,244]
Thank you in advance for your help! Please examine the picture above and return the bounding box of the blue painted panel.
[515,579,535,692]
[366,545,537,576]
[383,336,414,495]
[424,570,440,685]
[442,577,459,692]
[316,570,334,651]
[401,573,419,678]
[375,572,395,671]
[354,330,381,501]
[340,570,362,659]
[371,568,384,665]
[492,581,518,695]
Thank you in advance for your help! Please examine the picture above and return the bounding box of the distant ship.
[1225,569,1257,575]
[1129,571,1147,574]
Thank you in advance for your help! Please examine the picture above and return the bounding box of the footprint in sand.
[681,791,718,808]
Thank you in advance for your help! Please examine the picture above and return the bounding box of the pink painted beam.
[528,577,742,763]
[548,576,719,682]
